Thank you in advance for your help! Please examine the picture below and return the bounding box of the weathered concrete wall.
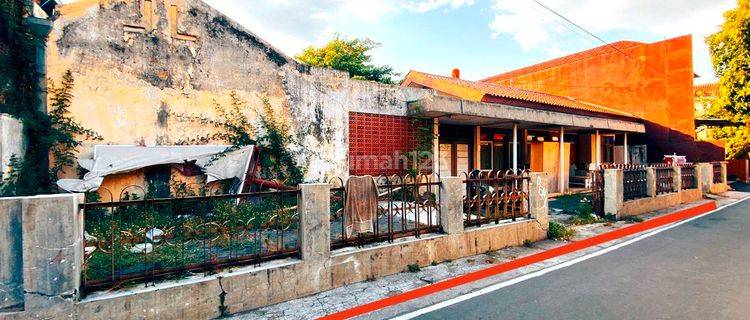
[0,198,23,311]
[0,114,25,181]
[0,194,84,319]
[47,0,430,182]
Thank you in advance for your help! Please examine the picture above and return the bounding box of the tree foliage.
[172,92,304,186]
[296,35,397,84]
[705,0,750,159]
[48,70,103,177]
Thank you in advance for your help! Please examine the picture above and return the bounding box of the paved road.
[417,192,750,319]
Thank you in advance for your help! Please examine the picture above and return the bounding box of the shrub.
[523,239,534,248]
[407,263,421,272]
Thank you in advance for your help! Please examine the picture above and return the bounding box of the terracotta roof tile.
[403,70,636,118]
[480,41,644,83]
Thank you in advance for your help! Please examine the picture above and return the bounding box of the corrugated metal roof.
[403,70,637,118]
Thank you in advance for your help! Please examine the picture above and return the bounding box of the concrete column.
[623,132,629,164]
[0,197,23,310]
[439,177,464,234]
[695,164,705,193]
[1,114,26,181]
[697,163,712,194]
[512,123,518,171]
[529,172,549,227]
[721,162,728,184]
[646,167,657,197]
[21,193,84,310]
[673,166,682,192]
[559,127,566,193]
[298,183,331,262]
[595,130,601,165]
[604,169,623,218]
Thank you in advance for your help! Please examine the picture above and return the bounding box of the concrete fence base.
[1,174,551,319]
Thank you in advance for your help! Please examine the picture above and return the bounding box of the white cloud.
[203,0,474,56]
[487,0,735,82]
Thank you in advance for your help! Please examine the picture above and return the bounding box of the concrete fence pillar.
[697,163,712,194]
[298,183,331,262]
[0,197,23,311]
[21,193,84,312]
[439,176,464,234]
[646,167,657,197]
[672,166,682,192]
[529,173,549,227]
[721,162,728,184]
[604,169,624,218]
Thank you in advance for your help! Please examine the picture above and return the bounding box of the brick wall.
[349,112,417,175]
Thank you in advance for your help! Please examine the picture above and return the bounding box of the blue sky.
[208,1,733,83]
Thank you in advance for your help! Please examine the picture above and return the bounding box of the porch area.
[415,95,647,195]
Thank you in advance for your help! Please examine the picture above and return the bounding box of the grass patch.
[548,221,575,240]
[568,203,600,225]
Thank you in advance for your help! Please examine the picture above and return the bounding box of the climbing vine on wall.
[172,91,304,187]
[406,101,434,176]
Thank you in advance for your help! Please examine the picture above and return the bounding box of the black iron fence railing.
[80,188,300,293]
[712,162,723,184]
[652,164,674,195]
[601,164,648,200]
[329,174,441,250]
[463,170,530,227]
[680,163,697,189]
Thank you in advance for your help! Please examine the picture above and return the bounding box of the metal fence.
[602,164,648,200]
[463,170,530,227]
[80,187,300,293]
[653,164,675,195]
[712,162,723,184]
[329,174,441,249]
[680,163,697,189]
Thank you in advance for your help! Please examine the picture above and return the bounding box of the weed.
[622,215,644,223]
[431,261,438,266]
[523,239,534,248]
[568,203,600,225]
[407,263,421,273]
[548,221,575,240]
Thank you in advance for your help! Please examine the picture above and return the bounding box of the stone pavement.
[229,189,750,320]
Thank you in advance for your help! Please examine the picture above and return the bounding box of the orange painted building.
[482,35,719,161]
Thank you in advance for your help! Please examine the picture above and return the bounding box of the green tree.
[296,35,397,84]
[705,0,750,159]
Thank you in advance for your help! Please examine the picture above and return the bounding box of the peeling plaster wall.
[47,0,431,182]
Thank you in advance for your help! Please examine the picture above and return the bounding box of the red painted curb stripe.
[319,201,718,320]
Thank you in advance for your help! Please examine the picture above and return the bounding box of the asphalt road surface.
[417,190,750,319]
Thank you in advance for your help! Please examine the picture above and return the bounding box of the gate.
[590,169,605,216]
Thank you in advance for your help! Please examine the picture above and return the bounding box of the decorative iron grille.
[462,170,530,227]
[712,162,723,184]
[80,187,300,293]
[680,163,697,189]
[653,164,675,195]
[329,174,441,249]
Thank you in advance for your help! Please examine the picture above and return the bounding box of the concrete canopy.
[413,95,645,133]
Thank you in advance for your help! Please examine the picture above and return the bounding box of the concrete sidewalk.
[230,188,749,320]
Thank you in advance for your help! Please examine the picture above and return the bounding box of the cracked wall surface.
[47,0,430,182]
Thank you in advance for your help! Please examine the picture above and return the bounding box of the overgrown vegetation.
[406,102,434,176]
[172,91,303,186]
[622,215,644,223]
[568,203,600,225]
[407,263,421,273]
[523,239,534,248]
[704,0,750,159]
[295,34,398,84]
[1,69,101,196]
[547,221,575,240]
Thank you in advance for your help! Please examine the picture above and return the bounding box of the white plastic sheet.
[57,145,254,192]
